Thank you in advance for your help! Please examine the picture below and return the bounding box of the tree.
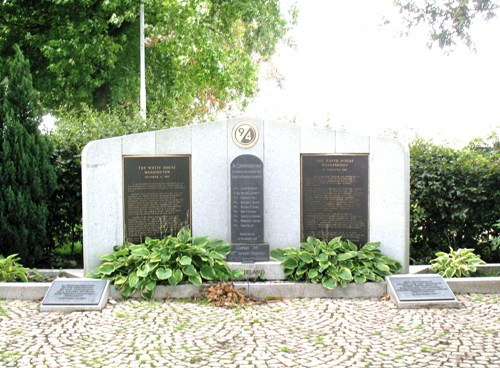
[0,45,56,266]
[0,0,295,116]
[394,0,499,49]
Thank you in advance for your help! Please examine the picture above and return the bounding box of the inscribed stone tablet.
[389,276,455,301]
[301,154,369,243]
[42,279,108,305]
[227,243,270,263]
[231,155,264,244]
[123,155,191,243]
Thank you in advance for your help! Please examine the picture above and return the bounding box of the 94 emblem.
[232,122,259,148]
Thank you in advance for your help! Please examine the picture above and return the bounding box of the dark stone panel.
[301,154,369,244]
[123,156,190,243]
[231,155,264,244]
[226,243,270,263]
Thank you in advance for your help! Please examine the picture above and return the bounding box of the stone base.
[226,243,269,263]
[228,261,285,281]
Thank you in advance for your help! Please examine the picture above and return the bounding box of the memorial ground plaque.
[123,156,191,243]
[40,279,110,312]
[228,155,269,262]
[301,154,369,243]
[387,274,459,309]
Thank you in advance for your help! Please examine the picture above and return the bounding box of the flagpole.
[140,2,146,120]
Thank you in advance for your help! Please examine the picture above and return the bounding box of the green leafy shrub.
[430,248,485,278]
[0,254,29,282]
[270,236,402,289]
[90,228,243,299]
[410,136,500,263]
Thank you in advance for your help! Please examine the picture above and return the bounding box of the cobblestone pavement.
[0,294,498,368]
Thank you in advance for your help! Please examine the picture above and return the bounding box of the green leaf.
[315,253,328,262]
[99,254,116,262]
[327,237,343,248]
[296,264,309,276]
[114,276,127,285]
[145,279,157,292]
[231,269,245,278]
[182,264,197,276]
[375,264,390,273]
[318,260,330,272]
[188,274,202,286]
[298,252,313,263]
[131,247,150,257]
[270,248,286,261]
[307,269,319,280]
[354,274,366,283]
[444,267,455,278]
[169,269,183,286]
[120,284,134,299]
[98,262,115,275]
[346,240,358,251]
[362,242,381,251]
[301,241,315,253]
[321,277,337,290]
[128,272,139,288]
[136,263,151,278]
[114,248,130,258]
[179,256,192,266]
[338,267,352,281]
[338,251,357,261]
[177,227,191,244]
[213,243,231,256]
[282,257,299,269]
[156,267,173,280]
[193,236,208,247]
[200,266,217,280]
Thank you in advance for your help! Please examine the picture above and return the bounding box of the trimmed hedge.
[410,136,500,263]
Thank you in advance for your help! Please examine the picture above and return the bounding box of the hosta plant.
[90,228,243,299]
[430,248,485,278]
[270,236,402,289]
[0,254,29,282]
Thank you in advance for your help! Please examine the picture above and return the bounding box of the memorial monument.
[82,118,409,275]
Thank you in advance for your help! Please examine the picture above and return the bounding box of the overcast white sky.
[242,0,500,146]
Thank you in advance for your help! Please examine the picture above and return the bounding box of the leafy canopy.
[1,0,296,115]
[394,0,499,49]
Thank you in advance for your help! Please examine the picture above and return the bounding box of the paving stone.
[0,294,498,367]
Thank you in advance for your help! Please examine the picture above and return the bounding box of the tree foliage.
[0,45,56,266]
[394,0,499,49]
[0,0,295,116]
[410,135,500,263]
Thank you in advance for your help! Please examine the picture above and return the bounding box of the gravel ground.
[0,294,498,368]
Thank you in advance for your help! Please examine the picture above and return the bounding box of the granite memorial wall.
[82,119,409,273]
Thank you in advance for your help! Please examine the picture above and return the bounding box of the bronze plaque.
[301,154,369,244]
[123,156,191,243]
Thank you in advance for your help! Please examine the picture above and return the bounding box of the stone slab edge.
[108,281,386,300]
[1,273,498,301]
[0,283,51,300]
